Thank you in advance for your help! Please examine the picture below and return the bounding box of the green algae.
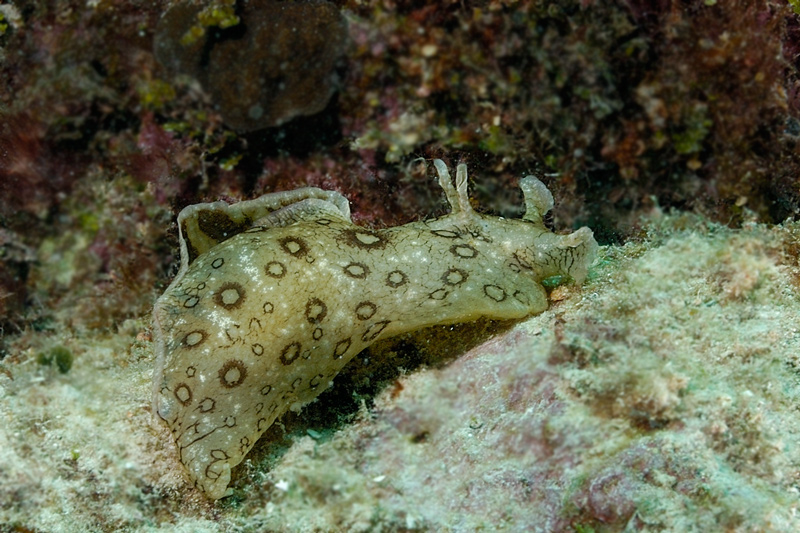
[36,346,73,374]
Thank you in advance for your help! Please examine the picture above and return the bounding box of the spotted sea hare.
[152,160,597,498]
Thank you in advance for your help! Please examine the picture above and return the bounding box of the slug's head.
[513,174,598,284]
[433,159,598,284]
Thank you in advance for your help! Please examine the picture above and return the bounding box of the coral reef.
[342,0,800,237]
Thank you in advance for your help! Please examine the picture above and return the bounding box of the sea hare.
[154,0,348,131]
[152,160,598,499]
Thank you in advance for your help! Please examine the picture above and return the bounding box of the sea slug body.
[152,160,598,499]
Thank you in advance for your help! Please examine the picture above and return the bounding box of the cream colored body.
[152,160,597,499]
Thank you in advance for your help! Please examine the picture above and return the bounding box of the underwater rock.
[154,0,348,132]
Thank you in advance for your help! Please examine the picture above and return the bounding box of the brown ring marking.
[280,342,302,365]
[333,338,351,359]
[224,325,241,344]
[197,398,216,413]
[249,317,263,333]
[251,343,264,356]
[210,449,229,460]
[343,262,370,279]
[355,301,377,320]
[183,296,200,308]
[362,320,391,342]
[484,284,507,302]
[174,383,192,406]
[278,236,309,257]
[239,436,250,453]
[386,270,408,288]
[214,281,246,310]
[305,297,328,324]
[450,244,479,258]
[431,229,461,238]
[340,229,387,249]
[206,450,230,479]
[218,359,247,388]
[183,330,207,348]
[309,373,324,389]
[265,261,286,278]
[211,257,225,269]
[429,288,448,300]
[441,268,468,286]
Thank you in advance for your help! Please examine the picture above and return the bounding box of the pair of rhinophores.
[152,159,598,499]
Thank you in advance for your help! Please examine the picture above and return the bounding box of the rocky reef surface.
[2,215,800,531]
